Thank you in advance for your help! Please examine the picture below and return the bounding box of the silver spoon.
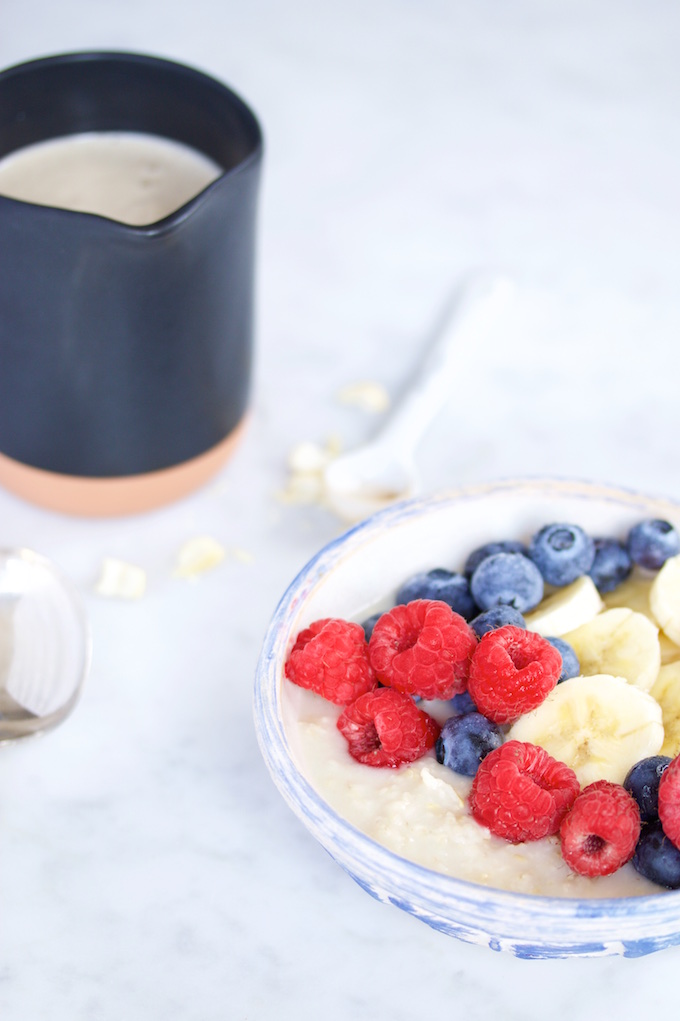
[323,273,513,522]
[0,548,90,742]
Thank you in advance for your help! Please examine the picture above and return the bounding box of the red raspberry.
[367,599,477,700]
[658,756,680,849]
[466,625,561,725]
[337,687,440,768]
[284,618,377,705]
[560,781,641,877]
[470,740,580,843]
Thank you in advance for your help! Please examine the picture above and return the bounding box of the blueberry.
[545,636,580,681]
[627,519,680,571]
[528,523,595,587]
[395,568,477,620]
[469,552,543,613]
[450,690,478,715]
[632,821,680,889]
[361,612,382,642]
[588,537,633,594]
[623,755,672,822]
[435,712,503,776]
[464,540,528,579]
[470,605,526,639]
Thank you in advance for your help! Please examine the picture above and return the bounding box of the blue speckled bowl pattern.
[254,479,680,959]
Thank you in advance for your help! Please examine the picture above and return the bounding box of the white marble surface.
[2,1,680,1017]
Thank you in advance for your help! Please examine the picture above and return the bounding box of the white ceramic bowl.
[254,479,680,959]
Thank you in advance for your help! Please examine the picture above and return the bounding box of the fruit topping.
[632,821,680,889]
[588,537,633,593]
[559,781,641,877]
[337,687,440,768]
[623,755,672,822]
[360,612,382,642]
[650,663,680,757]
[561,607,660,692]
[395,568,477,620]
[469,605,526,638]
[284,512,680,892]
[627,519,680,571]
[435,712,503,776]
[650,555,680,645]
[470,740,580,843]
[368,599,477,700]
[523,575,603,636]
[507,674,664,786]
[284,618,377,705]
[467,625,561,725]
[450,689,478,715]
[469,552,544,613]
[658,756,680,849]
[545,636,580,681]
[464,540,528,578]
[528,522,595,587]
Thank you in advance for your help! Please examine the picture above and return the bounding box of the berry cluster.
[284,515,680,885]
[626,755,680,887]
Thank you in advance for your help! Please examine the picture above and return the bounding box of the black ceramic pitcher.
[0,51,263,515]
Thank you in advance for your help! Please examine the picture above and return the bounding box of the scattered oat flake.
[174,536,226,578]
[337,380,390,413]
[287,441,332,474]
[275,473,324,505]
[95,558,147,600]
[278,435,344,507]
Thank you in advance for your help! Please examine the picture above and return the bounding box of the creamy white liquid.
[0,131,223,225]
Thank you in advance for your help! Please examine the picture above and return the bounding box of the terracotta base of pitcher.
[0,419,247,517]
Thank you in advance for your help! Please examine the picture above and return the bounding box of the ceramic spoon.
[0,548,90,742]
[323,273,513,522]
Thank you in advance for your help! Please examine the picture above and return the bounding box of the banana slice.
[660,632,680,666]
[507,674,664,786]
[650,554,680,646]
[524,575,603,637]
[602,573,653,617]
[651,661,680,757]
[562,607,660,692]
[600,572,680,664]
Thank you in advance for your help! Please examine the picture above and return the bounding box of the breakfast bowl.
[253,478,680,958]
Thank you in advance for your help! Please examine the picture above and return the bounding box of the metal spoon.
[323,273,513,522]
[0,548,90,742]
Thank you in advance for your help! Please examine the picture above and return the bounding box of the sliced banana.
[524,575,603,637]
[507,674,664,786]
[650,554,680,646]
[660,633,680,666]
[601,573,680,664]
[651,661,680,758]
[602,573,653,617]
[562,607,660,692]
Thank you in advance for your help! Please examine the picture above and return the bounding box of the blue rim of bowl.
[254,478,680,954]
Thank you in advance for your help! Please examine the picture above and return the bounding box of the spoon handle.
[374,273,513,455]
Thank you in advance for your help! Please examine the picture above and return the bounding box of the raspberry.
[466,625,561,724]
[368,599,477,700]
[337,687,440,768]
[560,781,641,877]
[658,755,680,849]
[470,740,580,843]
[284,618,377,705]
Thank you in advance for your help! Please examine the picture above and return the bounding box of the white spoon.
[0,548,90,742]
[323,273,513,522]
